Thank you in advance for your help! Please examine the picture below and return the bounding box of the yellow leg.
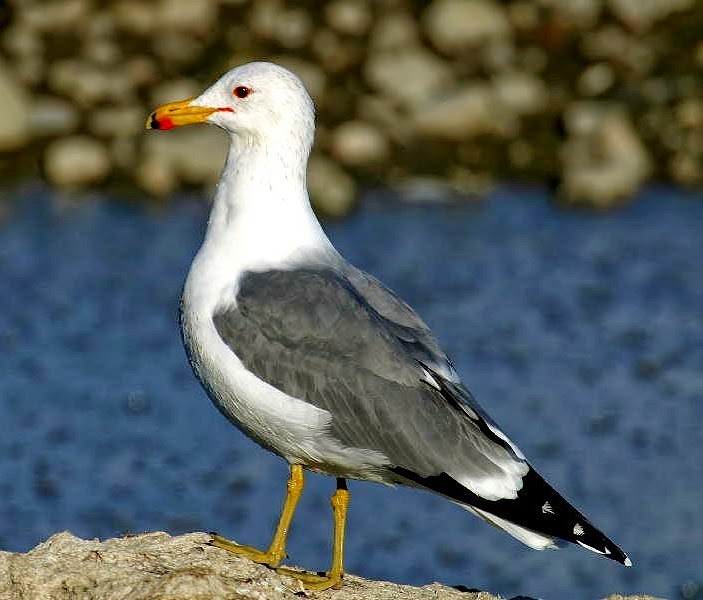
[210,464,304,568]
[277,478,349,591]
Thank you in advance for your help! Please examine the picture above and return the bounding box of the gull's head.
[146,62,315,150]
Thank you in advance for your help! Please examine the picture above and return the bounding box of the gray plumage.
[213,266,527,488]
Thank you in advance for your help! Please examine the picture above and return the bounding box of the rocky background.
[0,0,701,216]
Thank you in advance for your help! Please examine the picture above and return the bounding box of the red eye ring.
[233,86,250,99]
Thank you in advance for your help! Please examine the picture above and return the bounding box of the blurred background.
[0,1,702,600]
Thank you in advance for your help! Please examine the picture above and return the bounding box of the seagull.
[146,61,631,590]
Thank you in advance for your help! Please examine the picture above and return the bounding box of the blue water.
[0,184,701,600]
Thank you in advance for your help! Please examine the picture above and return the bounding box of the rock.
[44,136,111,187]
[307,154,357,217]
[423,0,510,54]
[113,1,158,36]
[251,1,312,49]
[492,71,548,116]
[538,0,602,27]
[150,79,201,107]
[577,63,615,97]
[368,12,420,51]
[608,0,695,32]
[0,60,31,151]
[28,95,80,138]
[0,531,663,600]
[89,105,145,138]
[49,60,133,107]
[325,0,372,36]
[156,0,218,34]
[20,0,91,33]
[560,102,652,208]
[413,84,515,140]
[329,120,390,167]
[364,48,453,109]
[138,127,228,195]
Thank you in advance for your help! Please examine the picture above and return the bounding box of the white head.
[147,62,315,157]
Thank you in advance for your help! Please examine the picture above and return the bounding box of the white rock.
[156,0,217,34]
[89,105,145,138]
[325,0,372,36]
[21,0,90,33]
[28,96,80,138]
[608,0,694,32]
[423,0,510,54]
[150,79,201,107]
[413,84,515,140]
[329,120,390,167]
[49,60,133,106]
[0,61,30,150]
[139,127,228,195]
[492,71,547,116]
[307,154,357,217]
[561,102,652,207]
[577,63,615,96]
[364,47,453,109]
[113,1,158,36]
[368,12,419,51]
[44,136,111,187]
[538,0,602,27]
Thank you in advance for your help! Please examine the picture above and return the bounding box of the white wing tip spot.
[573,523,585,536]
[541,501,554,514]
[624,556,633,567]
[576,540,611,555]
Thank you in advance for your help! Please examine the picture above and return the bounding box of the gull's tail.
[393,466,632,566]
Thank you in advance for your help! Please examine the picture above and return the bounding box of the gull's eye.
[233,86,251,99]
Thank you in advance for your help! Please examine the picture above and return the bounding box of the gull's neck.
[201,133,337,273]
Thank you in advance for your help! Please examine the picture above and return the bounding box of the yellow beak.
[145,97,232,130]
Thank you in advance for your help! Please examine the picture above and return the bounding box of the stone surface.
[413,84,514,140]
[307,154,357,217]
[0,531,661,600]
[364,48,453,109]
[330,120,390,167]
[28,95,80,138]
[608,0,695,32]
[423,0,511,54]
[0,60,31,151]
[43,135,111,187]
[560,102,652,208]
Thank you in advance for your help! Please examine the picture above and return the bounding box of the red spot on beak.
[157,117,175,130]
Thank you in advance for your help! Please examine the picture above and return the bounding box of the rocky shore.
[0,0,701,215]
[0,531,662,600]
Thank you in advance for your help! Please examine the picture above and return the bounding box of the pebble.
[423,0,511,54]
[157,0,217,34]
[492,71,547,115]
[21,0,91,33]
[329,120,390,167]
[325,0,372,36]
[607,0,694,32]
[28,96,80,138]
[138,128,228,196]
[44,136,110,187]
[561,102,651,208]
[307,154,357,218]
[413,84,514,140]
[0,61,31,151]
[577,63,615,97]
[88,105,145,138]
[368,12,420,51]
[364,47,453,109]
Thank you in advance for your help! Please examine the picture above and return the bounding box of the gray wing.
[214,267,527,499]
